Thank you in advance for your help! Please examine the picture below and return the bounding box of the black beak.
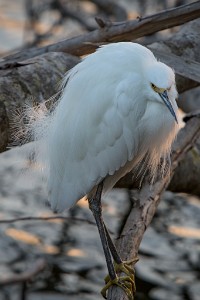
[159,90,178,124]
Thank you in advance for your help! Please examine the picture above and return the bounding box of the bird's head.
[145,62,178,123]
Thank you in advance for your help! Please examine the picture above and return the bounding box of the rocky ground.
[0,145,200,300]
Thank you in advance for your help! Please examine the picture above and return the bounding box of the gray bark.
[0,52,80,149]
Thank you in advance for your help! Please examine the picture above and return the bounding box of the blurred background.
[0,1,200,300]
[0,0,189,56]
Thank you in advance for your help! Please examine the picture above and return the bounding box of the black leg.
[89,183,137,299]
[104,223,123,265]
[88,182,116,281]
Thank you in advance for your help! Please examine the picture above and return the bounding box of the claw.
[101,257,138,299]
[101,276,134,300]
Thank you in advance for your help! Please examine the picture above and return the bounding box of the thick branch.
[1,1,200,69]
[108,116,200,299]
[0,52,80,150]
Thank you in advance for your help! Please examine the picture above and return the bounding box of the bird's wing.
[47,64,145,212]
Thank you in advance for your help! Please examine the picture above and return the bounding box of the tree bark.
[0,100,8,152]
[0,52,80,114]
[0,52,80,149]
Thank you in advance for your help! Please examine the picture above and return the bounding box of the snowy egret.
[41,42,179,299]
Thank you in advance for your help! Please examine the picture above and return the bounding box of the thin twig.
[0,215,96,225]
[95,17,107,28]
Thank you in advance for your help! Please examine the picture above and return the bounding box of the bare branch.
[1,1,200,69]
[95,16,108,28]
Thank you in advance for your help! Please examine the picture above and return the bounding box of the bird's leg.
[103,223,138,297]
[88,183,136,300]
[104,223,138,274]
[88,182,116,282]
[104,224,122,264]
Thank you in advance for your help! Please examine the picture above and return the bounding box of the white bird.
[39,42,179,299]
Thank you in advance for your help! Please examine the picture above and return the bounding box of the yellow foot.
[101,275,135,300]
[101,258,139,300]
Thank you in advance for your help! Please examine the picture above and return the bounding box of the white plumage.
[44,42,179,212]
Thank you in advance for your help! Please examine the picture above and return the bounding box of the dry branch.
[107,116,200,299]
[0,52,80,150]
[1,1,200,69]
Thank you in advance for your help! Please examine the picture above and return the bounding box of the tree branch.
[1,1,200,69]
[0,52,80,150]
[107,116,200,299]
